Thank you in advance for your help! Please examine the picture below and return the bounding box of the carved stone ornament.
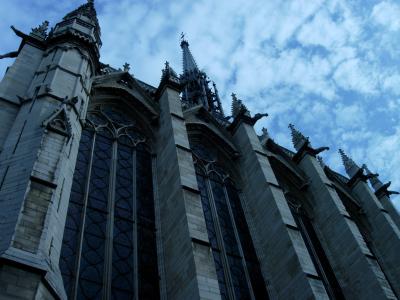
[43,100,73,139]
[30,21,49,38]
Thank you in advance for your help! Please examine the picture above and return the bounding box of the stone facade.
[0,1,399,299]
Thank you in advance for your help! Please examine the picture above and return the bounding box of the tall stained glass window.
[192,144,269,300]
[59,105,159,299]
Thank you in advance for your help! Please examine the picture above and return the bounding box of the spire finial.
[339,149,360,177]
[123,62,130,72]
[288,124,309,151]
[260,127,271,143]
[180,34,198,72]
[160,60,179,84]
[230,93,249,117]
[231,93,241,117]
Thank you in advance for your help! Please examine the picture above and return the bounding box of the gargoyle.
[0,51,18,60]
[311,146,330,155]
[250,112,268,124]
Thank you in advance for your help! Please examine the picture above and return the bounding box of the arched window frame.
[192,144,269,300]
[270,157,345,299]
[59,104,160,300]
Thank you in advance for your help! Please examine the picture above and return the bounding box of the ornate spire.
[212,82,224,116]
[180,33,198,73]
[163,61,178,78]
[123,63,130,72]
[339,149,360,178]
[231,93,250,118]
[288,124,309,151]
[62,0,101,40]
[159,61,179,88]
[63,0,98,23]
[231,93,241,117]
[179,35,225,121]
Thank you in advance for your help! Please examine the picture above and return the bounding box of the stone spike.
[63,0,100,34]
[160,61,179,85]
[363,164,383,191]
[231,93,241,117]
[288,124,309,151]
[180,35,198,73]
[339,149,360,178]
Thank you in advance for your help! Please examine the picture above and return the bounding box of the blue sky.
[0,0,399,209]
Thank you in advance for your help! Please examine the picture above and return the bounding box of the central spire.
[180,33,198,73]
[179,34,225,121]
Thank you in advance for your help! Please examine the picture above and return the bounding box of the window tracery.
[192,144,269,300]
[271,160,345,300]
[60,105,159,299]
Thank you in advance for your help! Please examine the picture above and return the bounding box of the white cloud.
[383,74,400,95]
[297,9,349,49]
[0,0,398,210]
[372,1,400,31]
[334,103,367,128]
[333,58,378,94]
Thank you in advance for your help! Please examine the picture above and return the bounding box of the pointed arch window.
[192,144,269,300]
[285,195,345,299]
[59,105,160,299]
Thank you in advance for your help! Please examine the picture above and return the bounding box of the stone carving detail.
[43,99,74,139]
[123,62,130,72]
[231,93,248,118]
[30,21,49,39]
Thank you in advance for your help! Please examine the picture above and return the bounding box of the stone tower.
[0,1,399,299]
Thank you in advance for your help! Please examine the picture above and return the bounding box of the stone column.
[292,147,395,298]
[0,39,43,150]
[338,150,400,297]
[349,175,400,296]
[155,68,220,300]
[230,116,329,299]
[364,165,400,230]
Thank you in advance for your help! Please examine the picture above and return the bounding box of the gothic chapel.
[0,1,399,299]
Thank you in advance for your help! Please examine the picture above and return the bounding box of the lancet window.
[192,144,269,300]
[285,194,345,299]
[271,161,344,299]
[59,105,159,299]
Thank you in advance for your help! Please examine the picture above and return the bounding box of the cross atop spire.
[288,124,309,151]
[339,149,360,178]
[180,34,198,73]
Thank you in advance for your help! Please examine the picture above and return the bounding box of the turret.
[50,0,101,59]
[0,1,101,298]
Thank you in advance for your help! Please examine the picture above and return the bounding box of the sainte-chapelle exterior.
[0,1,399,299]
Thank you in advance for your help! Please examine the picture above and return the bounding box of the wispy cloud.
[0,0,398,209]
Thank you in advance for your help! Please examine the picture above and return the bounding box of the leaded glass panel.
[60,105,160,299]
[60,130,93,296]
[192,144,269,300]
